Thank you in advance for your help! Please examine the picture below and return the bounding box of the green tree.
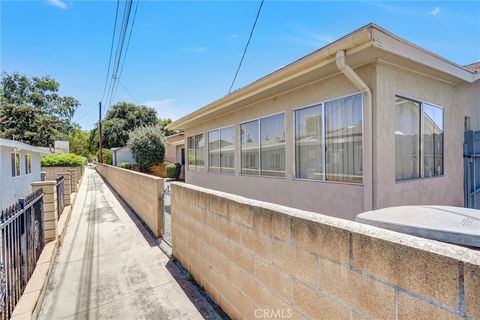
[99,102,158,148]
[158,118,177,136]
[128,125,165,172]
[0,72,79,146]
[97,149,112,165]
[69,127,93,159]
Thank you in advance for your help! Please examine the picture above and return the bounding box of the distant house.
[0,139,50,210]
[111,146,135,166]
[54,139,69,154]
[165,133,185,179]
[167,23,480,220]
[112,133,185,173]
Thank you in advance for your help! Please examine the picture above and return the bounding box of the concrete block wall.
[171,182,480,320]
[42,166,82,190]
[96,164,164,237]
[31,181,57,243]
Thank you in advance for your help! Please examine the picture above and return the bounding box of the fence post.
[58,172,72,206]
[67,168,77,193]
[31,181,57,243]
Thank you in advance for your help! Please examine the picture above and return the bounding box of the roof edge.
[167,23,375,130]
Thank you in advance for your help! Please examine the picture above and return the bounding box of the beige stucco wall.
[456,79,480,131]
[184,64,376,220]
[183,61,476,219]
[165,134,184,163]
[96,164,164,237]
[373,62,463,209]
[171,182,480,320]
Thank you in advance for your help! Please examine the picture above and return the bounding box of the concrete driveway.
[38,168,205,320]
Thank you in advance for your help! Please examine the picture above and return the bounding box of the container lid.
[355,206,480,248]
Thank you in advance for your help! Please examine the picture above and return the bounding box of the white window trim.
[25,154,32,175]
[395,94,445,183]
[11,152,21,177]
[240,111,286,178]
[292,92,364,184]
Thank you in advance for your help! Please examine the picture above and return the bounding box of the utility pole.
[99,102,103,164]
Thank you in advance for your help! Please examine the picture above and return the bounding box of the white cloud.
[47,0,67,9]
[142,99,185,121]
[429,7,441,16]
[184,46,207,53]
[227,34,238,40]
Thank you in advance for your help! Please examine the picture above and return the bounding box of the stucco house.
[111,145,135,166]
[112,133,185,171]
[0,139,50,210]
[167,23,480,220]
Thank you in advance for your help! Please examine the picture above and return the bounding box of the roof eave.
[167,23,477,131]
[167,24,375,130]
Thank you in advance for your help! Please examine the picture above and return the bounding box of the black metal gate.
[0,189,45,319]
[56,176,65,220]
[464,130,480,209]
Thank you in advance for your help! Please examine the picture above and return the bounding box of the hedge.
[41,153,86,167]
[117,162,132,169]
[166,163,181,180]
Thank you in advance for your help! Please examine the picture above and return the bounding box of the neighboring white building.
[54,139,69,154]
[0,139,50,210]
[112,146,135,166]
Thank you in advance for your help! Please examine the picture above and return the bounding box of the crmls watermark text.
[254,308,293,319]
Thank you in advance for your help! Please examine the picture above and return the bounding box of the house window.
[208,126,235,174]
[395,96,444,181]
[423,103,444,177]
[241,113,285,177]
[208,130,220,172]
[295,105,323,180]
[11,153,20,177]
[25,154,32,174]
[294,93,363,183]
[325,94,363,183]
[187,134,205,170]
[241,120,260,175]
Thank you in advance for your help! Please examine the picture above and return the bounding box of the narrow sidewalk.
[38,167,204,319]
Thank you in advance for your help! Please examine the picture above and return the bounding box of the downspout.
[336,50,374,211]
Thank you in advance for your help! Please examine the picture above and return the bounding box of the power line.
[101,0,120,104]
[105,0,133,113]
[117,78,139,103]
[110,0,140,106]
[74,0,120,123]
[228,0,265,94]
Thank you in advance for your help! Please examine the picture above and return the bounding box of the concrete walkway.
[38,167,204,320]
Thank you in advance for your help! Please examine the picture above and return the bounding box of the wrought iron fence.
[56,176,65,220]
[0,189,44,319]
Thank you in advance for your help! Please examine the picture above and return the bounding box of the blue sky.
[1,1,479,130]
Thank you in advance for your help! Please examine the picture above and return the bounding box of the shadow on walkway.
[96,169,229,320]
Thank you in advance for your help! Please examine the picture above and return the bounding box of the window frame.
[11,152,21,177]
[207,125,235,174]
[25,154,32,175]
[395,94,445,182]
[187,133,205,171]
[240,111,286,178]
[292,92,364,184]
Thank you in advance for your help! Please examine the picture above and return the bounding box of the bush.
[166,162,181,180]
[97,149,112,165]
[41,153,86,167]
[117,162,132,169]
[128,125,165,172]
